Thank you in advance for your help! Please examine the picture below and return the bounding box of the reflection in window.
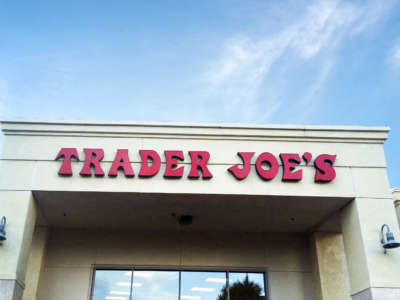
[91,270,266,300]
[92,270,132,300]
[181,271,226,300]
[225,273,266,300]
[133,271,179,300]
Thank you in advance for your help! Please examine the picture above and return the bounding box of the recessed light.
[134,271,154,278]
[110,291,130,295]
[191,287,215,292]
[205,278,226,283]
[117,282,142,287]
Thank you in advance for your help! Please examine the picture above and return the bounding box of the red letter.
[55,148,79,176]
[228,152,254,180]
[255,152,279,180]
[108,149,135,177]
[80,148,105,177]
[280,153,302,181]
[302,152,312,164]
[138,150,161,177]
[188,151,213,179]
[314,154,336,182]
[164,150,184,178]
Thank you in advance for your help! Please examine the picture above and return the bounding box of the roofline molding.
[0,119,390,143]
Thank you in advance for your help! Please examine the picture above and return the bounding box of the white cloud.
[388,42,400,69]
[202,0,396,122]
[0,78,9,118]
[296,59,335,122]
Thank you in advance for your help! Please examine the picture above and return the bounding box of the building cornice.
[0,119,390,143]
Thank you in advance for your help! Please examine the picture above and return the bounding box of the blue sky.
[1,0,400,186]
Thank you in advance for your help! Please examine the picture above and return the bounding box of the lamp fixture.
[0,216,6,244]
[380,224,400,254]
[179,215,193,226]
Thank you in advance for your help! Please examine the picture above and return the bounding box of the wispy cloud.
[0,78,9,118]
[388,42,400,69]
[202,0,396,122]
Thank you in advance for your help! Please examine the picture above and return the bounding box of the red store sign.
[55,148,336,183]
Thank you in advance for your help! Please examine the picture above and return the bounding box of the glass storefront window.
[181,271,226,300]
[92,270,132,300]
[133,271,179,300]
[228,272,266,300]
[91,269,266,300]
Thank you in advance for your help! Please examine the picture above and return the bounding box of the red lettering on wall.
[188,151,213,179]
[138,150,161,177]
[55,148,80,176]
[228,152,255,180]
[79,148,105,177]
[280,153,302,181]
[314,154,336,182]
[255,152,279,180]
[302,152,312,164]
[108,149,135,177]
[56,147,338,184]
[164,150,184,178]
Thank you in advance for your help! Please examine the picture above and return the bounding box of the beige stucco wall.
[0,191,37,284]
[0,122,392,199]
[311,232,351,300]
[1,120,399,300]
[23,226,48,300]
[37,229,313,300]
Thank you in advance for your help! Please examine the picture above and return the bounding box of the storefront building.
[0,120,400,300]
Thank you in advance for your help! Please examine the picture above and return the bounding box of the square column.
[0,191,37,300]
[341,197,400,300]
[310,232,351,300]
[23,226,49,300]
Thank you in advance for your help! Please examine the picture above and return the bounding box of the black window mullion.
[130,268,134,300]
[264,271,269,300]
[178,271,182,300]
[90,268,97,300]
[226,271,230,300]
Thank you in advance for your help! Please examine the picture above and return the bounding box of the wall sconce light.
[0,216,6,244]
[381,224,400,254]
